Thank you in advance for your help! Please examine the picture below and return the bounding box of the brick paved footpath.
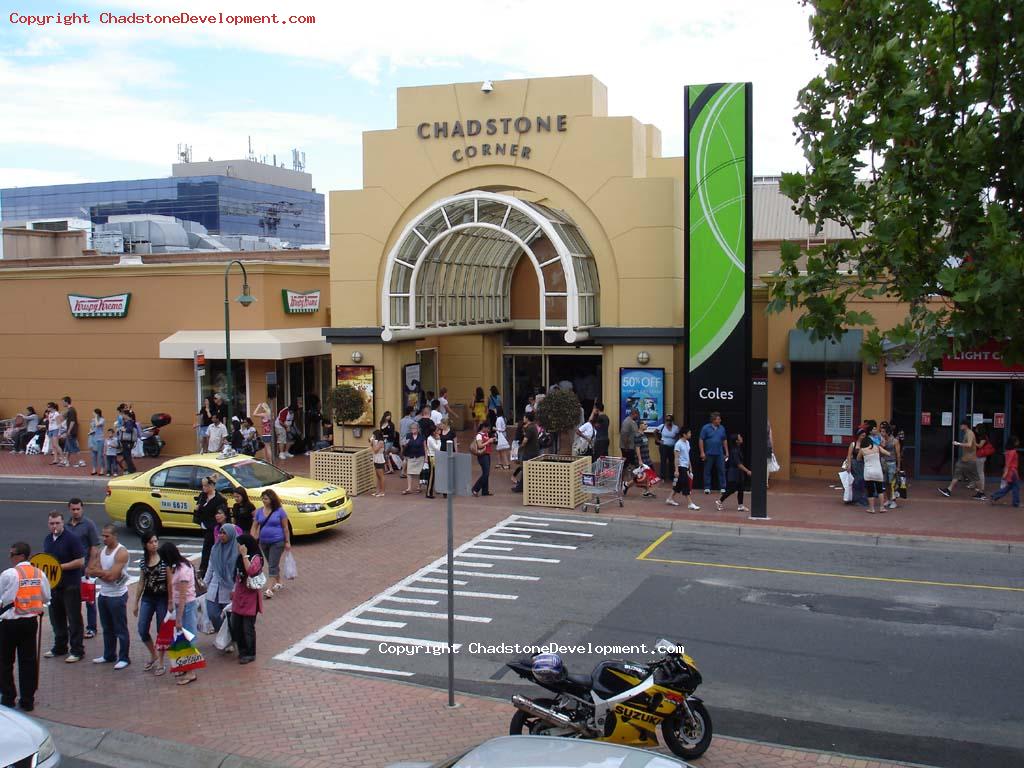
[5,450,1009,767]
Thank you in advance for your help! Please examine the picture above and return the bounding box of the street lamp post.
[224,260,256,424]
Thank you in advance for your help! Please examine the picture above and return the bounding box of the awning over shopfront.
[159,328,330,360]
[788,329,864,362]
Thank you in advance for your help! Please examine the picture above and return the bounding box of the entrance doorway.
[898,379,1012,480]
[502,351,602,421]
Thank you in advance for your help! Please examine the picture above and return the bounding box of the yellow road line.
[636,530,673,560]
[637,531,1024,593]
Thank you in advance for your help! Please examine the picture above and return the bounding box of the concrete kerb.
[45,719,286,768]
[520,505,1023,555]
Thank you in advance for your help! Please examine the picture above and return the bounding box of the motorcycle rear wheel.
[509,698,572,737]
[662,701,713,759]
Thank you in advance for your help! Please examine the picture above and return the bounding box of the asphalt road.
[278,509,1024,768]
[6,479,1024,768]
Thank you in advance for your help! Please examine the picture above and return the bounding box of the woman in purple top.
[253,488,290,599]
[230,534,264,664]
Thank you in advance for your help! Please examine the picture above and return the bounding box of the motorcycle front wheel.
[662,700,713,759]
[510,698,575,737]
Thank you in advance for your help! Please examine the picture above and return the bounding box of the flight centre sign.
[416,114,568,162]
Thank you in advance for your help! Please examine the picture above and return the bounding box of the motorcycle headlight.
[37,735,57,763]
[296,502,326,513]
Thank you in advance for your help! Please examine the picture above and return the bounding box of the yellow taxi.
[104,454,353,537]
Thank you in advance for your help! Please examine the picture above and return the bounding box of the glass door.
[966,380,1009,475]
[917,380,957,479]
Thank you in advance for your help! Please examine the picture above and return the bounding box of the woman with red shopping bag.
[157,542,201,685]
[230,535,265,664]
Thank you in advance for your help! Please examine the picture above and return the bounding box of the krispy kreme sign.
[68,293,130,318]
[282,289,320,314]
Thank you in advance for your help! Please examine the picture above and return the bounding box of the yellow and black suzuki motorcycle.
[507,639,712,759]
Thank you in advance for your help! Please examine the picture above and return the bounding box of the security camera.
[481,80,494,93]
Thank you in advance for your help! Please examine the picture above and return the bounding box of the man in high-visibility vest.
[1,542,51,712]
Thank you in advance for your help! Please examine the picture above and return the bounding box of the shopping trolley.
[579,456,625,513]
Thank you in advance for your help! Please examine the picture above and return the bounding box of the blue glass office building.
[1,174,325,245]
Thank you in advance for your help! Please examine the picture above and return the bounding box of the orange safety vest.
[12,562,45,615]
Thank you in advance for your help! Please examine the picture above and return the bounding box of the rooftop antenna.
[247,136,257,162]
[177,143,192,163]
[291,149,306,172]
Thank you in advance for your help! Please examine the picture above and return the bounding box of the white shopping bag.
[838,470,854,503]
[214,606,233,651]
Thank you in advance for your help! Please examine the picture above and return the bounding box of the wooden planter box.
[309,446,376,497]
[523,454,590,509]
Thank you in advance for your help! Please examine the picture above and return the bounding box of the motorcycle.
[141,413,171,458]
[507,639,712,760]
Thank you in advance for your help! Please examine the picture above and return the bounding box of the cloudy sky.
[1,0,820,199]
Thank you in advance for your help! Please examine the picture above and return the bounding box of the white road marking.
[366,607,492,623]
[514,515,607,526]
[453,560,493,567]
[380,596,438,606]
[435,569,540,582]
[470,545,514,552]
[485,540,577,550]
[327,629,461,650]
[306,642,369,655]
[463,553,560,563]
[345,616,407,628]
[401,587,518,600]
[500,526,593,537]
[485,532,531,539]
[416,577,467,586]
[284,656,415,676]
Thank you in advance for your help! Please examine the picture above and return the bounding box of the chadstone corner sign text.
[416,114,567,162]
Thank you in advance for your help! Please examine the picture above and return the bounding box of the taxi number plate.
[160,499,192,512]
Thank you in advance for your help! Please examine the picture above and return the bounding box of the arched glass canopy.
[381,191,599,343]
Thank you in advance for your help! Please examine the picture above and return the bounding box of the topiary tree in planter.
[536,388,582,456]
[324,384,366,447]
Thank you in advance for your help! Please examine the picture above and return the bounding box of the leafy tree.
[770,0,1024,370]
[324,385,366,447]
[537,389,582,455]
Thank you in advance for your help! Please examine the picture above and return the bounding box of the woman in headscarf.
[204,523,238,636]
[230,534,264,664]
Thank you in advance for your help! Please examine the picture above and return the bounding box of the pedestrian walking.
[619,408,641,494]
[103,429,120,476]
[438,387,450,417]
[254,489,290,598]
[512,413,540,493]
[252,400,276,464]
[62,397,85,468]
[370,430,387,496]
[989,436,1020,507]
[158,542,199,685]
[117,406,138,474]
[66,498,100,640]
[573,414,595,459]
[206,414,228,455]
[699,412,729,493]
[205,523,239,635]
[88,525,130,669]
[487,386,502,425]
[494,407,511,469]
[653,415,680,482]
[880,423,901,510]
[975,427,994,499]
[195,395,214,453]
[472,387,487,427]
[401,421,426,495]
[132,533,167,676]
[274,402,293,460]
[230,535,264,664]
[45,402,64,466]
[939,419,981,498]
[425,424,440,498]
[858,435,892,514]
[42,512,85,662]
[591,403,610,459]
[397,407,416,478]
[470,421,496,497]
[228,488,255,535]
[715,434,752,512]
[87,408,106,476]
[636,423,657,497]
[0,542,50,712]
[380,412,399,474]
[665,427,699,509]
[194,475,229,581]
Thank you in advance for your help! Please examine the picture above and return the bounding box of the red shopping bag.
[155,612,176,652]
[80,579,96,604]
